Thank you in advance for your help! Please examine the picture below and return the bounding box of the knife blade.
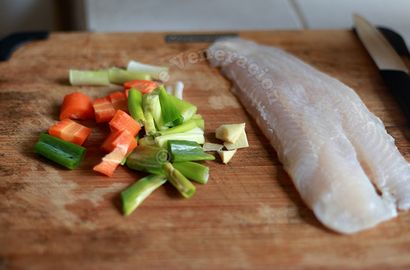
[354,14,410,122]
[354,14,408,72]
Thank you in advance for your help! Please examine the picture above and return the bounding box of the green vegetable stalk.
[143,112,157,135]
[126,145,168,175]
[138,136,156,146]
[143,93,165,130]
[127,60,169,80]
[169,95,197,121]
[155,132,204,148]
[163,162,196,198]
[121,174,167,216]
[69,69,110,86]
[108,67,151,84]
[191,114,204,129]
[158,86,183,127]
[193,118,204,130]
[158,119,201,136]
[128,88,145,125]
[34,133,87,169]
[173,162,209,184]
[168,140,214,162]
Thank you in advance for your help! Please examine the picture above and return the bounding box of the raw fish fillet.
[207,38,410,234]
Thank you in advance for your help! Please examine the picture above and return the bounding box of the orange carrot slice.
[60,92,94,120]
[93,147,125,177]
[48,119,91,145]
[109,91,128,112]
[109,110,141,136]
[93,97,116,123]
[124,80,157,97]
[101,129,137,155]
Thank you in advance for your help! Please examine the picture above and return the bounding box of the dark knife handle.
[164,33,238,43]
[378,27,410,58]
[0,31,49,61]
[380,70,410,121]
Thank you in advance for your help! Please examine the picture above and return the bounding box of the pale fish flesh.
[207,38,410,234]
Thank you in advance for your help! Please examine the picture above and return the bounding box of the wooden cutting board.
[1,30,409,270]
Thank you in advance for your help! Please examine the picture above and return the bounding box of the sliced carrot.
[109,110,141,136]
[101,131,119,153]
[93,97,116,123]
[109,91,128,112]
[101,129,137,155]
[124,80,157,96]
[93,160,118,177]
[60,92,94,120]
[48,119,91,145]
[93,147,125,177]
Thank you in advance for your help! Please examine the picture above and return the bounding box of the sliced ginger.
[214,123,249,164]
[224,130,248,150]
[218,150,237,164]
[215,123,245,143]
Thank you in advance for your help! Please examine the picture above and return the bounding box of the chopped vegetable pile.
[34,60,248,216]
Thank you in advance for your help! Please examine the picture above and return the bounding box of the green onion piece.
[173,162,209,184]
[143,93,165,130]
[174,81,184,99]
[169,95,197,121]
[158,86,183,127]
[143,112,157,135]
[128,88,145,125]
[184,127,204,134]
[126,145,168,175]
[121,174,167,216]
[193,118,204,130]
[127,60,169,80]
[108,67,151,84]
[158,119,200,136]
[69,69,110,86]
[138,136,156,146]
[168,140,215,162]
[190,114,204,129]
[120,157,127,166]
[163,162,195,198]
[120,150,133,166]
[34,133,87,170]
[155,131,204,148]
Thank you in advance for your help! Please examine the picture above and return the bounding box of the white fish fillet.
[207,38,410,234]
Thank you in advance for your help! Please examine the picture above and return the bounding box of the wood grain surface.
[0,30,409,270]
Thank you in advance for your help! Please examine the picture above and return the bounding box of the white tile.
[294,0,410,45]
[84,0,302,32]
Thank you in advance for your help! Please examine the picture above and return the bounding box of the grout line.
[288,0,309,29]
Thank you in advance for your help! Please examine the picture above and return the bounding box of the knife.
[164,33,238,43]
[353,14,410,122]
